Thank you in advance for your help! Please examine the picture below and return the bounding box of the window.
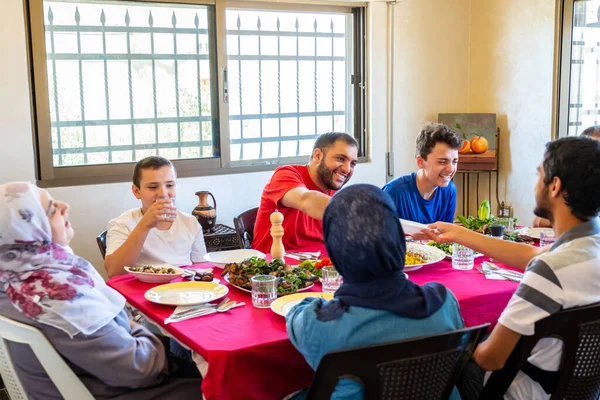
[558,0,600,137]
[27,0,366,186]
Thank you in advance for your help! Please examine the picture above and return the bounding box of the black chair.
[306,324,490,400]
[479,302,600,400]
[96,230,107,260]
[233,207,258,249]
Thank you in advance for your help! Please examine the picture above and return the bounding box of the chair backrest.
[479,302,600,400]
[0,315,94,400]
[96,230,107,259]
[307,324,490,400]
[233,207,259,249]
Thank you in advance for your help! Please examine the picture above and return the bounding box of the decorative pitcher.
[192,191,217,233]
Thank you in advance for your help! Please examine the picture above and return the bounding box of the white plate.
[400,219,428,236]
[144,281,229,306]
[203,249,266,268]
[405,243,446,271]
[270,292,334,317]
[125,266,185,283]
[223,274,314,296]
[519,227,554,240]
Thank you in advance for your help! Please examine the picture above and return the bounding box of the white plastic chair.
[0,315,94,400]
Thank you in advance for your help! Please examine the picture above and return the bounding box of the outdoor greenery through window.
[27,0,366,185]
[559,0,600,136]
[42,1,217,166]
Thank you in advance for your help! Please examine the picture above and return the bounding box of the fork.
[476,267,521,282]
[171,297,229,318]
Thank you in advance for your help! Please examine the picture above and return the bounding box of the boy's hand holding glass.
[142,197,177,228]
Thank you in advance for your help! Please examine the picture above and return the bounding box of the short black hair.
[311,132,358,159]
[542,136,600,221]
[415,123,462,160]
[581,125,600,138]
[133,156,176,188]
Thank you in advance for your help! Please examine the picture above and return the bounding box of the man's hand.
[415,222,466,243]
[140,199,176,229]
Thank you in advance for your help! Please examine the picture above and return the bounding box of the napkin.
[485,273,507,280]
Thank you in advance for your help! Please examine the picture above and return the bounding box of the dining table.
[107,252,522,400]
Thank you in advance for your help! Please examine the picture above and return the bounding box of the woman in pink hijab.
[0,182,201,399]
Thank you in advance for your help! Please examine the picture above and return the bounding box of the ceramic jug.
[193,191,217,233]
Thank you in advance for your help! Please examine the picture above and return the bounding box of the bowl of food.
[203,249,266,269]
[125,265,184,283]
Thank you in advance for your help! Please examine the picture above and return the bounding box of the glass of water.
[494,217,515,233]
[251,275,277,308]
[452,244,474,270]
[321,266,343,294]
[540,230,556,247]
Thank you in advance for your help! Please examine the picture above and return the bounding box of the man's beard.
[533,186,553,223]
[317,159,347,191]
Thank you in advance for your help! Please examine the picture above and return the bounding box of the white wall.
[391,0,471,176]
[390,0,556,224]
[468,0,556,223]
[0,1,388,279]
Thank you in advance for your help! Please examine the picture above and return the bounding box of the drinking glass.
[251,275,277,308]
[321,267,343,294]
[158,195,176,220]
[452,244,474,270]
[494,217,515,233]
[540,230,556,247]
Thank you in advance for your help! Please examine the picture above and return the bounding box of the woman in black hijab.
[286,184,464,400]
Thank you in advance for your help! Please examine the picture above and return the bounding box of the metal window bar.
[565,1,600,136]
[44,3,215,166]
[227,11,351,161]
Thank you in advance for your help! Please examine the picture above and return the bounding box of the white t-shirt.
[106,208,207,267]
[496,218,600,400]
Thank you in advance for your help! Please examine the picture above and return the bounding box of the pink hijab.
[0,182,125,337]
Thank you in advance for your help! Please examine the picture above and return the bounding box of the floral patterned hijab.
[0,182,125,337]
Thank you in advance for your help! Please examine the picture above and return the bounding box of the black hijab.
[316,184,447,321]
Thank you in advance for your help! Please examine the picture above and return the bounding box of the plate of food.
[144,281,229,306]
[125,265,185,283]
[203,249,266,268]
[404,243,446,271]
[425,241,484,260]
[223,257,319,296]
[270,292,334,317]
[518,227,554,240]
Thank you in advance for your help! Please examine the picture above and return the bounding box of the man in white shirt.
[420,136,600,400]
[104,156,206,277]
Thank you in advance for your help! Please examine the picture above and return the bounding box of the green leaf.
[454,123,462,130]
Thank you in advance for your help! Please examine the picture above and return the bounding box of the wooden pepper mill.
[270,210,285,260]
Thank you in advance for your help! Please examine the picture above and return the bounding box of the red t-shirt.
[252,165,335,253]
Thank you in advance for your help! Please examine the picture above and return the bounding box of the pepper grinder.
[270,210,285,260]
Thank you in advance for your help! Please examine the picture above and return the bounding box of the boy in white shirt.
[104,156,206,278]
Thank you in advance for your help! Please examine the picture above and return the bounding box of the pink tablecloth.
[107,256,520,400]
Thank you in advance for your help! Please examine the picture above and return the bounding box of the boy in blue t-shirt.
[383,123,462,224]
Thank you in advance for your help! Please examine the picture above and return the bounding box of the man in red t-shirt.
[252,133,359,253]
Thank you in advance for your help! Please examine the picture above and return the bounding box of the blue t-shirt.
[382,172,456,224]
[286,294,464,400]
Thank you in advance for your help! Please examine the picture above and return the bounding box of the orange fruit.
[470,136,488,154]
[458,139,471,154]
